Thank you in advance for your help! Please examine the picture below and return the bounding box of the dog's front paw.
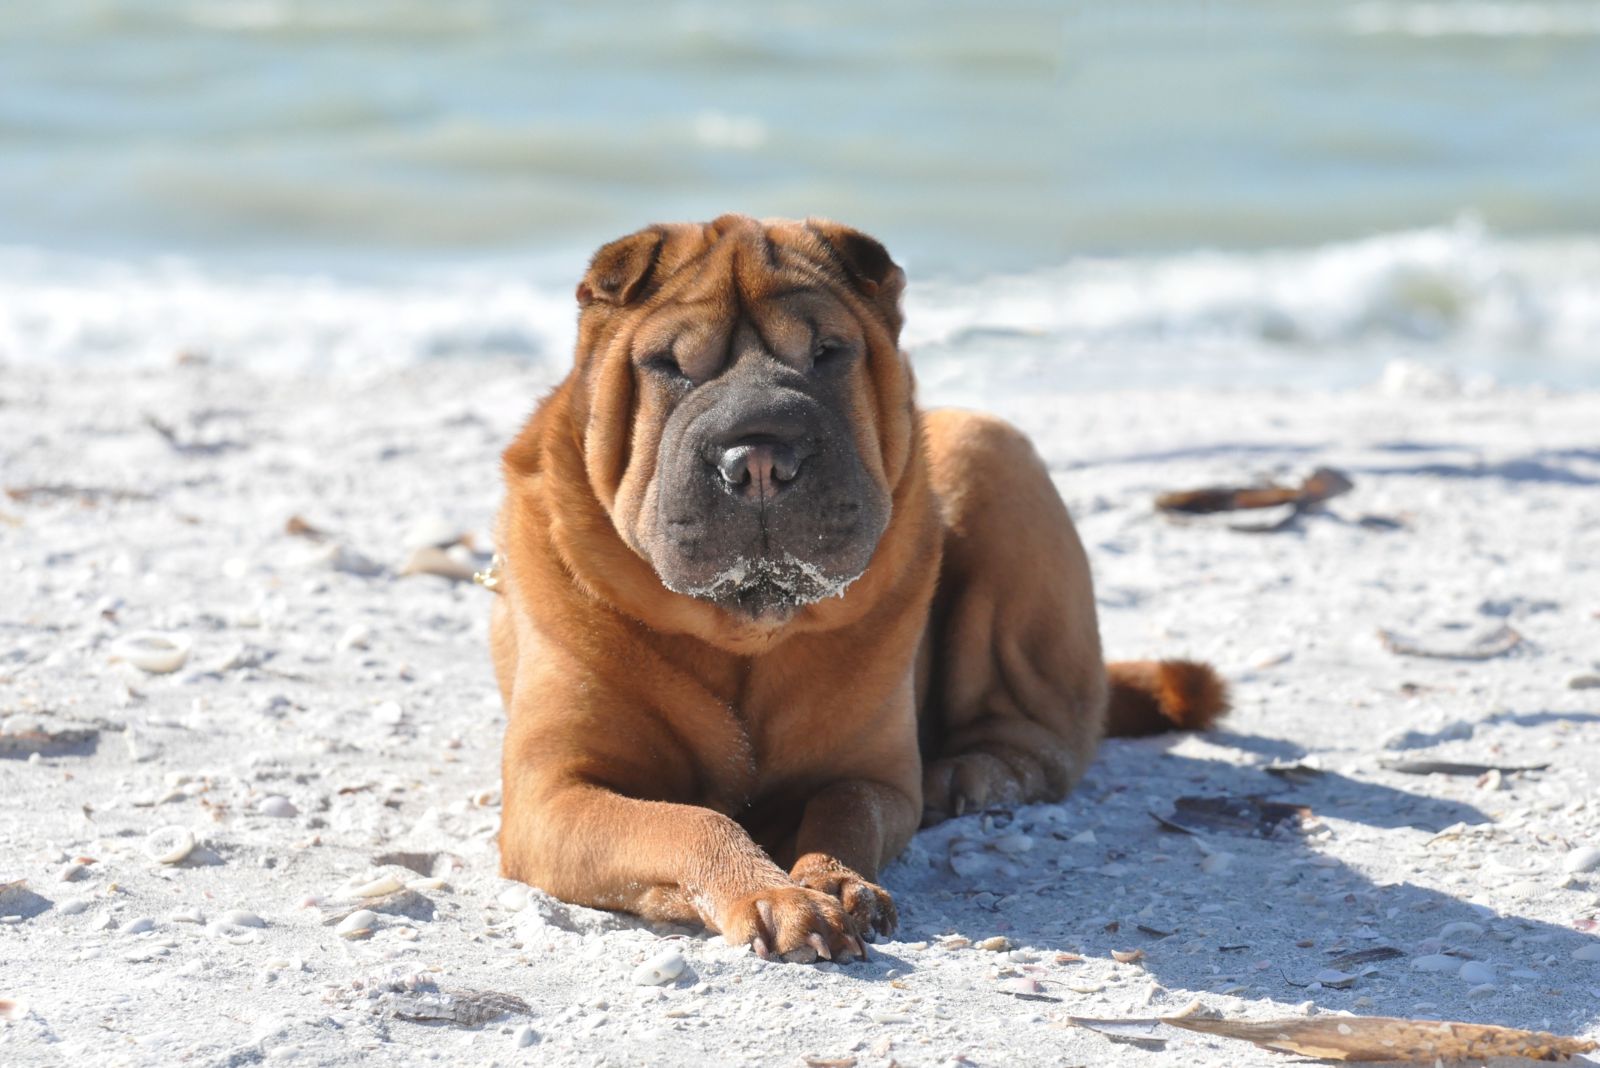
[790,853,896,940]
[719,884,865,963]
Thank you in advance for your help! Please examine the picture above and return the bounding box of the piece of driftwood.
[1156,467,1353,515]
[1161,1014,1597,1062]
[1067,1016,1168,1050]
[1378,757,1549,777]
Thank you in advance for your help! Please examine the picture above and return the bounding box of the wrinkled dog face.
[639,290,889,618]
[579,217,908,620]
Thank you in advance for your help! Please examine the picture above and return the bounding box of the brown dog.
[491,215,1225,961]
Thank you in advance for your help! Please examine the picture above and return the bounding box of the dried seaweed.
[4,483,153,504]
[1325,946,1404,970]
[0,716,115,758]
[385,987,530,1027]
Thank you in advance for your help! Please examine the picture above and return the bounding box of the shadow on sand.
[883,728,1600,1033]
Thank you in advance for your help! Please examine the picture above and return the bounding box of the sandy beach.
[2,360,1598,1066]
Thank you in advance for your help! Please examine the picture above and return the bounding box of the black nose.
[716,439,803,500]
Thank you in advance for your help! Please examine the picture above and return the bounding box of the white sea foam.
[2,222,1597,386]
[0,249,577,373]
[903,220,1600,356]
[1347,2,1600,37]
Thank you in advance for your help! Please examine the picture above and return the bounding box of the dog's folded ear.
[577,228,666,308]
[805,219,907,338]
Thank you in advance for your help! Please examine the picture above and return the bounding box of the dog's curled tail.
[1104,659,1229,738]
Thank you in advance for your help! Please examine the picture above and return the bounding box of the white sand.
[2,362,1599,1067]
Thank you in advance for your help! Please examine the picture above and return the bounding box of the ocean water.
[2,0,1598,386]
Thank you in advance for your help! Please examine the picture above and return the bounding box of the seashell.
[1411,954,1460,972]
[1574,944,1600,961]
[336,910,378,939]
[168,908,205,924]
[119,917,156,936]
[1438,921,1483,941]
[256,796,298,819]
[145,825,196,864]
[220,909,266,928]
[399,546,477,583]
[336,624,372,651]
[974,936,1011,952]
[1312,969,1358,989]
[496,885,530,911]
[633,947,686,986]
[992,833,1033,855]
[109,632,192,674]
[403,517,464,553]
[371,701,404,726]
[1458,961,1494,984]
[0,997,28,1021]
[512,1024,537,1048]
[1564,846,1600,874]
[304,542,384,577]
[342,873,406,900]
[948,853,990,878]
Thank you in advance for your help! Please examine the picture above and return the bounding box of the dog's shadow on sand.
[882,728,1600,1032]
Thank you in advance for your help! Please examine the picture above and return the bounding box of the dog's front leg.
[787,779,917,939]
[501,780,866,961]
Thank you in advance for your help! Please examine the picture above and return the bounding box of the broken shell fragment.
[144,825,196,864]
[109,632,192,674]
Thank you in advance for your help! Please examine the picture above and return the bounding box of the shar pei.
[490,215,1226,962]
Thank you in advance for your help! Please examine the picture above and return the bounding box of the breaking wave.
[2,221,1597,386]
